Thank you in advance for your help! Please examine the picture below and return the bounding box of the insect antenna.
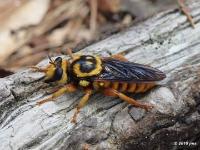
[48,54,56,66]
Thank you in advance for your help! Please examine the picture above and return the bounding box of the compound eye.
[45,67,63,83]
[54,57,62,67]
[78,60,95,73]
[55,57,62,63]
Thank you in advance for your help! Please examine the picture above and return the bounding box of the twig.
[177,0,195,28]
[89,0,98,33]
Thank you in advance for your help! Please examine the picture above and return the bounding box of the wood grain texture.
[0,0,200,149]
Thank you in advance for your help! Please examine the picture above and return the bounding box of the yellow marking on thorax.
[73,56,102,77]
[58,60,68,84]
[79,80,90,87]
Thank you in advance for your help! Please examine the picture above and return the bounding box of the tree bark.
[0,0,200,149]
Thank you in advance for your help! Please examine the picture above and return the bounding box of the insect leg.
[111,54,128,61]
[103,88,153,111]
[37,84,77,105]
[71,89,93,123]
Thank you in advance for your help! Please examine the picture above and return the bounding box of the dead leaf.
[98,0,121,13]
[0,0,50,65]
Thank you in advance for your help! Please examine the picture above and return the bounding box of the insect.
[31,49,166,123]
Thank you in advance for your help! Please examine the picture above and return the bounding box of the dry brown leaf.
[177,0,195,28]
[0,0,26,22]
[0,0,50,65]
[1,0,171,71]
[7,51,46,70]
[98,0,121,13]
[33,0,89,36]
[89,0,98,33]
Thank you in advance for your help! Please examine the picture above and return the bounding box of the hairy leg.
[111,53,128,61]
[103,88,153,110]
[71,89,93,123]
[37,83,77,105]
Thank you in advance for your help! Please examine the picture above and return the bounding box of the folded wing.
[94,58,166,82]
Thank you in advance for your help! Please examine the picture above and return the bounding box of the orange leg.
[103,88,153,111]
[37,84,77,105]
[111,53,128,62]
[71,89,93,123]
[83,143,90,150]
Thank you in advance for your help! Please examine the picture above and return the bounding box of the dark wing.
[94,58,166,82]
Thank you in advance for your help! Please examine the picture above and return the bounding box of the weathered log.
[0,0,200,149]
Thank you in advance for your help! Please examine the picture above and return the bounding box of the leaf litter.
[0,0,194,76]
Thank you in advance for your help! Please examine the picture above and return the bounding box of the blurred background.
[0,0,183,76]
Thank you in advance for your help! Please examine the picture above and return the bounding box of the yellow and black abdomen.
[92,58,165,92]
[93,81,155,93]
